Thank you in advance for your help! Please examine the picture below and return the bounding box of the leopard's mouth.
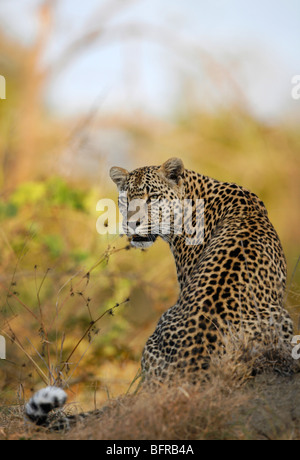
[131,235,158,249]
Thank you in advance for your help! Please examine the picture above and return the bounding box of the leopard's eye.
[148,194,160,202]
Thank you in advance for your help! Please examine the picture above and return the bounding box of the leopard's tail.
[25,386,108,430]
[25,386,68,429]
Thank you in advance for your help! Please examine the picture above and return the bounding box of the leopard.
[25,157,294,428]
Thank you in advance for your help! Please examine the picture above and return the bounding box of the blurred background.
[0,0,299,410]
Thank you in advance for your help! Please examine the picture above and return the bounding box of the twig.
[26,337,56,385]
[59,298,129,375]
[63,336,97,387]
[52,242,127,325]
[35,266,52,383]
[0,330,48,385]
[0,282,39,321]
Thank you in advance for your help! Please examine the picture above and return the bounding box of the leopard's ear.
[160,158,184,185]
[110,166,129,190]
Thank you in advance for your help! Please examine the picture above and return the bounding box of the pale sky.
[0,0,299,122]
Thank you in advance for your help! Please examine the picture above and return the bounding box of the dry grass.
[1,341,300,441]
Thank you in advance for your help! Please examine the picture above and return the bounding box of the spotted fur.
[111,158,293,381]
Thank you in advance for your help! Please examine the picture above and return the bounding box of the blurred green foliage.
[9,178,89,212]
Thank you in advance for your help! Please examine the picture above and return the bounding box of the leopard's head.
[110,158,185,249]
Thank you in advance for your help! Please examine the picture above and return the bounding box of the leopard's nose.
[127,219,141,234]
